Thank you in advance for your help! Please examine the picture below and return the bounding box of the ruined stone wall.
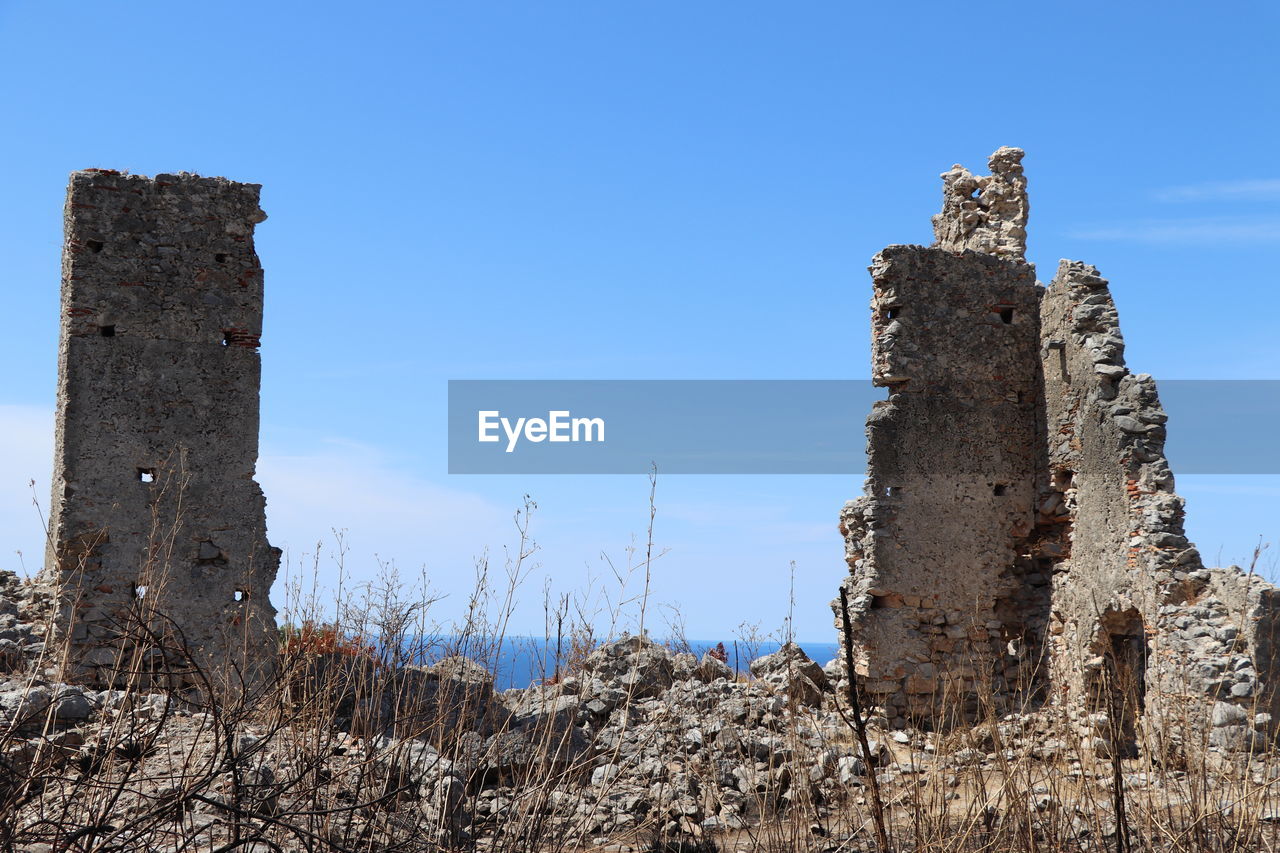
[842,149,1280,750]
[1204,570,1280,748]
[42,169,279,688]
[838,244,1042,727]
[1041,260,1276,752]
[1039,260,1159,699]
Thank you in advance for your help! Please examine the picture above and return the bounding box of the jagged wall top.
[931,146,1029,260]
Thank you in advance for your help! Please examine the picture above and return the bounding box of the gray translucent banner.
[447,380,1280,475]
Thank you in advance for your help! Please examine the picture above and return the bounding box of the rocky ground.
[2,571,1279,852]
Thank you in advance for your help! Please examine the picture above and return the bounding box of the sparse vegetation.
[2,489,1278,852]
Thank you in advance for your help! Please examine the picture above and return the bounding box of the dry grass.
[3,487,1278,852]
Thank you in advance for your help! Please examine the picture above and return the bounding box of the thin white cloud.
[1075,179,1280,244]
[1068,218,1280,244]
[1155,180,1280,202]
[257,440,513,615]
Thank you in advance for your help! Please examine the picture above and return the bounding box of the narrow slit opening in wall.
[86,240,104,253]
[137,468,155,483]
[222,332,231,347]
[215,253,228,263]
[886,306,901,320]
[999,307,1014,324]
[100,325,115,337]
[994,484,1008,496]
[233,589,247,602]
[884,486,903,498]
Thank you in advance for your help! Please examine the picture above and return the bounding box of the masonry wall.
[1040,260,1148,686]
[42,169,279,687]
[838,245,1042,727]
[840,147,1280,749]
[1041,259,1277,753]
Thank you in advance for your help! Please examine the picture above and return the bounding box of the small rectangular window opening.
[994,484,1008,496]
[886,306,901,320]
[100,325,115,337]
[86,240,104,254]
[884,485,903,498]
[233,589,248,602]
[137,468,155,483]
[215,253,228,263]
[134,584,148,599]
[999,307,1015,324]
[222,331,232,347]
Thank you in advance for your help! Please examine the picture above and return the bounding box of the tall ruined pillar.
[42,169,279,689]
[838,149,1049,727]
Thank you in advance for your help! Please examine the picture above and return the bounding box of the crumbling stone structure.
[839,149,1279,752]
[931,146,1029,260]
[41,169,279,687]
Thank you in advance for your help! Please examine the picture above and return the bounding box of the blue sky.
[1,1,1277,640]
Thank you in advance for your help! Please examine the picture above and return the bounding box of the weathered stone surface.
[749,642,825,684]
[748,642,828,706]
[40,170,279,690]
[932,146,1029,260]
[837,232,1043,724]
[1040,259,1277,751]
[580,635,675,698]
[431,655,496,686]
[839,149,1280,749]
[697,650,734,682]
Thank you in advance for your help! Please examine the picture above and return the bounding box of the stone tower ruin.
[840,149,1279,753]
[41,169,280,687]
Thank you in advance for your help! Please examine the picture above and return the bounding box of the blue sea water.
[433,638,842,691]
